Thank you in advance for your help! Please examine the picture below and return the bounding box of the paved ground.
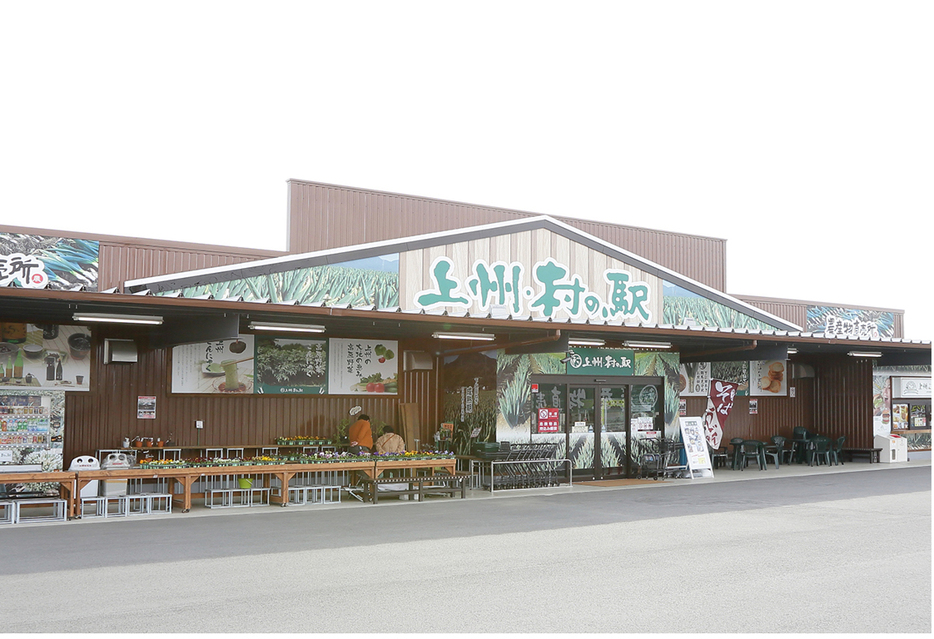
[1,462,930,633]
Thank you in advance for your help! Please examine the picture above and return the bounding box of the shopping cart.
[483,442,560,490]
[638,438,666,480]
[638,437,687,480]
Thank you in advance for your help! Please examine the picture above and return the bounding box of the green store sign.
[565,348,634,376]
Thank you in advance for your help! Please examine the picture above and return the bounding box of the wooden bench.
[360,474,466,504]
[841,448,882,463]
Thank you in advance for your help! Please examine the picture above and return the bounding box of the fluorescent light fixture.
[847,350,883,358]
[624,340,672,349]
[248,322,326,334]
[73,313,163,325]
[568,338,605,347]
[787,348,798,355]
[432,331,496,341]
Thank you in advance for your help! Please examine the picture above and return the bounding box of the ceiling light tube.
[787,348,798,355]
[73,313,163,325]
[568,338,606,347]
[624,340,672,349]
[432,331,496,341]
[249,322,326,333]
[847,351,883,358]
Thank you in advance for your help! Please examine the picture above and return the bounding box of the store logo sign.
[414,256,652,322]
[0,253,49,288]
[824,314,881,340]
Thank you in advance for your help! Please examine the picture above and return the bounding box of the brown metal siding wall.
[735,299,808,330]
[682,379,815,444]
[98,243,282,290]
[567,220,727,292]
[288,181,727,290]
[811,356,874,448]
[681,357,871,450]
[64,336,437,460]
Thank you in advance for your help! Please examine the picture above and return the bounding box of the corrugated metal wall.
[682,356,873,450]
[99,241,282,291]
[734,298,808,331]
[64,333,437,460]
[288,181,728,291]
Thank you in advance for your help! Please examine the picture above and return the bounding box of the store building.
[1,180,930,477]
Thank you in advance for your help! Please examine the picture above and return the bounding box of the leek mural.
[807,305,895,339]
[0,233,99,291]
[662,281,777,330]
[157,255,399,307]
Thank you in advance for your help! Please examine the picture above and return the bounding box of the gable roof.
[125,215,801,332]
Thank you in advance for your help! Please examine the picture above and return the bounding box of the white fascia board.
[124,216,549,293]
[538,217,803,332]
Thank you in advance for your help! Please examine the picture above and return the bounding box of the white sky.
[2,1,931,340]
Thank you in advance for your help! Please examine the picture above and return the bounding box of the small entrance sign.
[538,407,560,432]
[679,416,714,479]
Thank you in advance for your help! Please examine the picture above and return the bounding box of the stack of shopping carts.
[637,437,686,480]
[477,442,561,490]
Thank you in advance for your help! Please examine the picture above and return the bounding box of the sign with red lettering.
[537,407,560,432]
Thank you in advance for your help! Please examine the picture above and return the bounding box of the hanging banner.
[702,379,738,449]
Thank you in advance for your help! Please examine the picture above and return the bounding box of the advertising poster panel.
[328,339,399,395]
[171,336,255,394]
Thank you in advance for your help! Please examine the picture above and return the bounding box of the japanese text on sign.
[0,253,49,288]
[414,256,653,322]
[537,408,560,433]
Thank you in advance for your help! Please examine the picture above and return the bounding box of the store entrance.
[531,376,664,479]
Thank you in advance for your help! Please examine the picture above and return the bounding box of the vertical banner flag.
[703,379,738,449]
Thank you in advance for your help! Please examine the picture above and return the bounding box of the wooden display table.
[76,462,369,513]
[374,458,457,478]
[74,458,457,514]
[0,471,77,520]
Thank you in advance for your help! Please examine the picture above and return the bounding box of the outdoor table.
[74,458,456,513]
[0,471,77,518]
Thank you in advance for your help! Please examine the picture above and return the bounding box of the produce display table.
[71,458,457,515]
[101,443,338,458]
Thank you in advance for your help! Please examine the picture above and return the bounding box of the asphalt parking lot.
[1,462,930,633]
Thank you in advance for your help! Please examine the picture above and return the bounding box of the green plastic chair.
[807,436,832,466]
[790,427,811,463]
[730,438,745,470]
[708,444,728,469]
[830,436,846,466]
[740,440,766,470]
[764,436,784,469]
